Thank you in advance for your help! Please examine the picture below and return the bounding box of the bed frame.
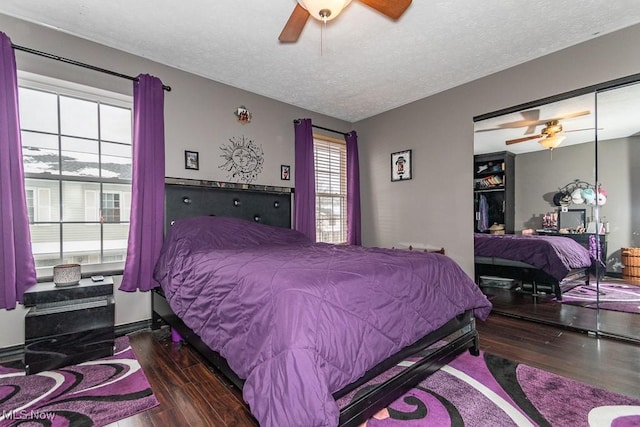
[152,178,481,426]
[475,256,589,300]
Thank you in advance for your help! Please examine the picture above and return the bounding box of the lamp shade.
[298,0,353,21]
[539,134,566,149]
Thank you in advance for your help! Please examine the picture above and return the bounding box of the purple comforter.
[154,217,492,427]
[474,233,593,281]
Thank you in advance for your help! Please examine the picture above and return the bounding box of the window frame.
[313,134,348,244]
[18,72,134,279]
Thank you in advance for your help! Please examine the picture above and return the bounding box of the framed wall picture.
[185,150,199,170]
[281,164,290,180]
[391,149,412,182]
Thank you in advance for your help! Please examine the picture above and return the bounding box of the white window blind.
[314,136,347,244]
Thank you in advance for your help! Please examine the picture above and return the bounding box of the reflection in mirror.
[475,91,627,342]
[475,85,640,342]
[595,82,640,341]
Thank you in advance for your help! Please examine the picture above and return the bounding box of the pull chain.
[321,19,324,55]
[319,9,331,56]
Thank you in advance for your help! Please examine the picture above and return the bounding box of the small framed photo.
[391,149,412,182]
[185,150,199,170]
[281,164,290,180]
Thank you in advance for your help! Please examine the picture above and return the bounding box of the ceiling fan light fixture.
[298,0,353,22]
[539,134,566,149]
[542,120,562,135]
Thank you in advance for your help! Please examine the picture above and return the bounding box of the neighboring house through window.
[314,135,347,244]
[18,73,133,277]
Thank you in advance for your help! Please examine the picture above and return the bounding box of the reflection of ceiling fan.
[483,109,592,149]
[279,0,412,43]
[506,120,566,146]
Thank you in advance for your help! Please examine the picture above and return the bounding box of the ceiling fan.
[279,0,412,43]
[504,110,593,149]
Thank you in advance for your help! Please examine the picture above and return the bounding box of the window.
[314,136,347,244]
[101,192,121,222]
[18,73,133,277]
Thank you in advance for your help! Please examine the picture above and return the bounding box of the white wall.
[0,13,351,349]
[355,24,640,275]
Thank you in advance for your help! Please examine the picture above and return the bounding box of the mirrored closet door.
[473,93,599,335]
[474,77,640,343]
[594,81,640,341]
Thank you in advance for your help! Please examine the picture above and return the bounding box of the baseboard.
[115,319,152,337]
[0,344,24,363]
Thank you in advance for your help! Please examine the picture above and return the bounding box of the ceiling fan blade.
[520,110,542,134]
[565,127,597,133]
[474,109,543,133]
[279,3,310,43]
[476,110,591,134]
[358,0,412,19]
[505,134,542,145]
[553,110,591,121]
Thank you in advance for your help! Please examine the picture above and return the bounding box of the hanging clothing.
[478,194,489,232]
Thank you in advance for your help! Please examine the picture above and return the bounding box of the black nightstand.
[23,277,115,374]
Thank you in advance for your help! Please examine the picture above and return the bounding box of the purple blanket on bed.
[474,233,592,281]
[154,217,492,427]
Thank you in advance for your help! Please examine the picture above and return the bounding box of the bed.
[474,233,593,300]
[151,180,492,427]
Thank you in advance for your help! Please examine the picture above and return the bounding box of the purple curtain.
[120,74,165,292]
[294,118,316,241]
[345,131,361,245]
[0,32,37,309]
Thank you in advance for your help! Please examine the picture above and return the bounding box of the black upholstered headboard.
[164,178,293,232]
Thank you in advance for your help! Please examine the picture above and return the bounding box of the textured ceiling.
[1,1,640,122]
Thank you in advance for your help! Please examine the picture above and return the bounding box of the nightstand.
[23,277,115,374]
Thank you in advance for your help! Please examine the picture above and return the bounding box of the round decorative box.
[53,264,81,287]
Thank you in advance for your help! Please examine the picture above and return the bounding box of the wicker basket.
[622,248,640,284]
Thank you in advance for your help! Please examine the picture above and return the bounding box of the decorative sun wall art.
[219,135,264,183]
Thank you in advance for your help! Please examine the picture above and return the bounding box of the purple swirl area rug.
[339,350,640,426]
[0,336,158,427]
[557,282,640,314]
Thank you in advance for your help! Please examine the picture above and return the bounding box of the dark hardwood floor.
[482,275,640,340]
[115,314,640,426]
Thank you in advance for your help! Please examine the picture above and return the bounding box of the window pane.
[22,132,60,175]
[62,181,100,221]
[103,223,129,262]
[62,223,100,262]
[102,142,132,179]
[61,136,100,177]
[100,104,132,143]
[30,224,60,267]
[25,179,60,222]
[18,87,58,133]
[60,96,98,139]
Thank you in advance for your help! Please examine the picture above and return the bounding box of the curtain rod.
[293,120,348,136]
[12,44,172,92]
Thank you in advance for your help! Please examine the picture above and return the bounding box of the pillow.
[166,216,311,251]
